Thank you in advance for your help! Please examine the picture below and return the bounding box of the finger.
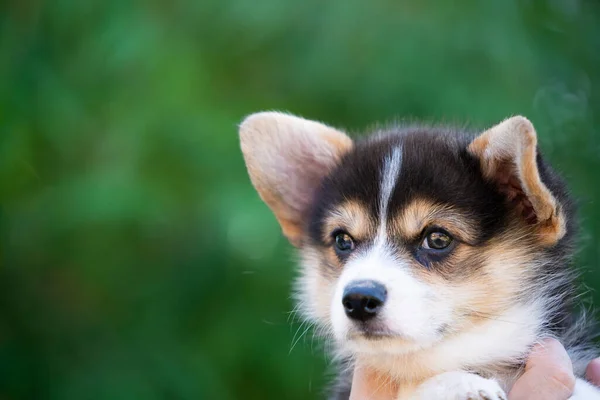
[350,365,398,400]
[509,338,575,400]
[586,359,600,387]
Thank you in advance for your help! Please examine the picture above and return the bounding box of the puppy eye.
[421,230,453,250]
[333,231,355,253]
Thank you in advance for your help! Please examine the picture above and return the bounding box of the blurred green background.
[1,1,599,399]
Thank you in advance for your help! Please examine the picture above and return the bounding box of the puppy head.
[240,113,572,361]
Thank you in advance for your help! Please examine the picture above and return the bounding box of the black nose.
[342,280,387,321]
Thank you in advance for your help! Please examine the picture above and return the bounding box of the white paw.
[410,371,507,400]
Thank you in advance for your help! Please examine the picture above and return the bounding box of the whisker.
[289,322,313,355]
[290,319,308,348]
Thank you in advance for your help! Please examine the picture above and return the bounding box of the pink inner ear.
[494,161,537,225]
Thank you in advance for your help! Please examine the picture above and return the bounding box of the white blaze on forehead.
[329,146,451,346]
[376,146,403,244]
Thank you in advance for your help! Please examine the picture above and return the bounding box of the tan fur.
[411,221,535,320]
[239,112,352,246]
[393,198,478,244]
[323,200,376,243]
[320,201,378,271]
[468,116,565,246]
[451,229,536,320]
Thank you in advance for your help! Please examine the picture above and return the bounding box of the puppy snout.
[342,280,387,321]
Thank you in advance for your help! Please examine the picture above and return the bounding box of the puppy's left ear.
[468,116,565,246]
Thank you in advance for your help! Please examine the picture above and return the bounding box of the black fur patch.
[309,126,508,249]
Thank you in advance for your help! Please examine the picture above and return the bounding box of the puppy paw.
[410,371,507,400]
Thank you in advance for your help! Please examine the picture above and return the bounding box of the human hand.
[508,338,575,399]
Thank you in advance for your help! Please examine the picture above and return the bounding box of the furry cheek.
[295,247,338,325]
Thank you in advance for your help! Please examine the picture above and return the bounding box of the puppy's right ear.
[239,112,353,247]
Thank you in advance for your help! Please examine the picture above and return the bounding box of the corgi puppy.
[239,112,600,399]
